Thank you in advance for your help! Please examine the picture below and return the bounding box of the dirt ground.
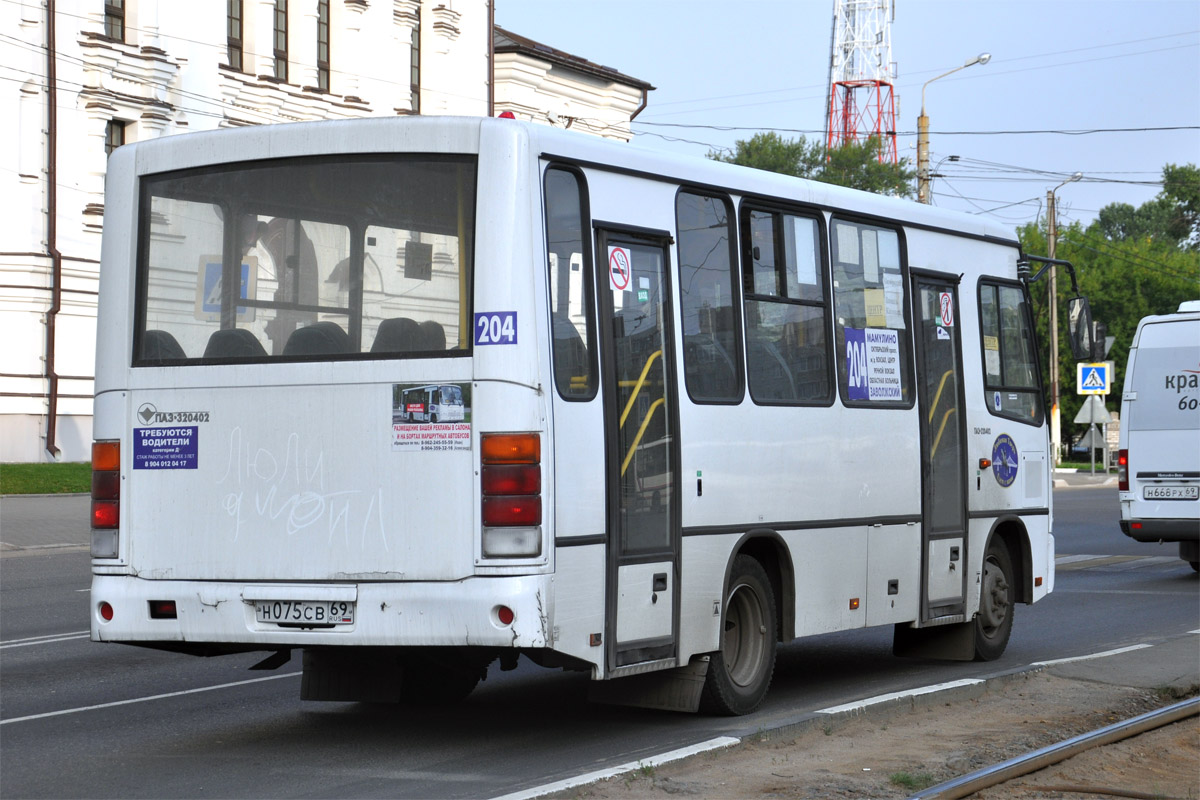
[552,671,1199,800]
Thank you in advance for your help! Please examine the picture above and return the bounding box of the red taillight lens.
[92,500,119,529]
[99,602,114,622]
[1118,449,1129,491]
[91,440,120,531]
[482,496,542,527]
[482,464,540,495]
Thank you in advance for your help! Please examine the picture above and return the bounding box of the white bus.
[398,384,466,424]
[90,117,1093,714]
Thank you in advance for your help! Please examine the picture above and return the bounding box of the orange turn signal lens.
[481,433,540,464]
[92,441,120,471]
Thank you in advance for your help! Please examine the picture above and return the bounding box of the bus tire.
[701,555,776,716]
[973,539,1014,661]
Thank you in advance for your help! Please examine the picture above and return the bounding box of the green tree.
[1020,170,1199,451]
[709,132,914,197]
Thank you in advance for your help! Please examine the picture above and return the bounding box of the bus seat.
[371,317,421,353]
[203,328,267,359]
[419,320,446,351]
[283,321,350,356]
[140,330,187,362]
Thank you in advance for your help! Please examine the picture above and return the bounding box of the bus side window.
[830,219,912,407]
[676,190,742,403]
[979,281,1043,424]
[544,166,596,400]
[740,205,831,405]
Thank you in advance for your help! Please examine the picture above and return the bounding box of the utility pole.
[1047,188,1060,465]
[1046,172,1083,466]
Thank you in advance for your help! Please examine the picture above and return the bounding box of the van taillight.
[1118,449,1128,491]
[91,441,120,557]
[480,433,541,556]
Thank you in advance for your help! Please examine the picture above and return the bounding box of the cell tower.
[825,0,898,163]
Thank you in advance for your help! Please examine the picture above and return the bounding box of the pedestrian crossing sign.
[1076,362,1111,395]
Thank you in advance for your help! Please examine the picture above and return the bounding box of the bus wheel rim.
[979,556,1009,635]
[724,582,766,687]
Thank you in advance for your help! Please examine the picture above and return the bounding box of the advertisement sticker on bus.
[846,327,902,402]
[133,426,199,469]
[391,382,471,451]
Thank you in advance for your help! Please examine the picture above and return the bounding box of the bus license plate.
[1143,486,1199,500]
[255,600,354,625]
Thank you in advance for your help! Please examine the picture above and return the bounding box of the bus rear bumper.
[89,574,553,651]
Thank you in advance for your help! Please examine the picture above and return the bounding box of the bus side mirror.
[1067,296,1094,361]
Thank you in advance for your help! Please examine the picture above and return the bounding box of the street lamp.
[1047,171,1083,466]
[917,53,990,204]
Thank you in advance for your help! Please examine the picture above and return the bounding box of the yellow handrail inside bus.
[619,349,662,428]
[931,407,956,459]
[929,369,954,424]
[621,397,665,477]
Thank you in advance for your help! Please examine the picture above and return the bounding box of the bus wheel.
[701,555,776,715]
[973,539,1014,661]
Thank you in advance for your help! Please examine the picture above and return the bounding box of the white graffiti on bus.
[217,427,388,549]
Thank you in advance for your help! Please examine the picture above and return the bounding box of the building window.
[410,12,420,113]
[104,0,125,41]
[273,0,288,83]
[105,120,126,157]
[227,0,243,71]
[316,0,329,91]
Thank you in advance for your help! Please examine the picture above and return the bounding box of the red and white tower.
[825,0,898,163]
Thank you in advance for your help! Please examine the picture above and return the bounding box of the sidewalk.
[1053,468,1118,488]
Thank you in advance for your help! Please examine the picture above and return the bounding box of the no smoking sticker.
[608,246,632,292]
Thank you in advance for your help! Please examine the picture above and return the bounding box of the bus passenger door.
[596,228,680,670]
[913,274,969,621]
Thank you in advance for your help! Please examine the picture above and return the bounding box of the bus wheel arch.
[700,531,793,715]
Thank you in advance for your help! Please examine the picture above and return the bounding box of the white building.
[0,0,651,462]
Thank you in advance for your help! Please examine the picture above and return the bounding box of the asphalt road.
[1,484,1196,799]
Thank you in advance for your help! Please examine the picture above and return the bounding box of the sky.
[494,0,1200,235]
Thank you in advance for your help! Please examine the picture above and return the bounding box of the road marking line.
[0,633,89,649]
[0,671,302,725]
[1034,643,1152,666]
[816,678,984,715]
[487,737,741,800]
[0,630,89,645]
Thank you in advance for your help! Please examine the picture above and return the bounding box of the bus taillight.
[1118,449,1129,491]
[91,441,120,557]
[481,433,542,557]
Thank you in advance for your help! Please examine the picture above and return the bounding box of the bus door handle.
[653,573,668,592]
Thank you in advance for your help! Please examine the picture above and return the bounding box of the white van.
[1117,301,1200,570]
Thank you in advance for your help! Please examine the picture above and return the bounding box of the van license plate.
[1143,486,1199,500]
[255,600,354,625]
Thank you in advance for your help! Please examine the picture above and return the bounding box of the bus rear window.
[134,155,475,364]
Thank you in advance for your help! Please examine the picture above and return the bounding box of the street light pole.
[1047,171,1083,466]
[917,53,990,204]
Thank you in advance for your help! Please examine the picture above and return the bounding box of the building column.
[340,0,367,103]
[254,0,278,79]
